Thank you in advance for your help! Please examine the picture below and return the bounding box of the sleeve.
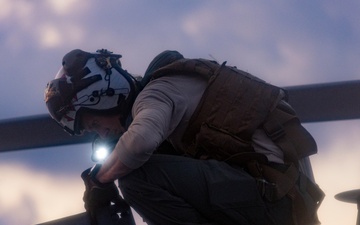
[114,79,187,169]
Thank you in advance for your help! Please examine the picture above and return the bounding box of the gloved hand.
[81,164,124,225]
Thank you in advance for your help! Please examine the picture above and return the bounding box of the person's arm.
[95,79,187,182]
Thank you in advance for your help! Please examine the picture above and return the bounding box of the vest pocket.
[195,123,254,160]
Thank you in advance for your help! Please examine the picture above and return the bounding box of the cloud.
[0,0,34,23]
[0,0,87,50]
[35,23,85,49]
[308,120,360,225]
[177,1,360,86]
[0,163,84,225]
[37,24,62,48]
[46,0,85,15]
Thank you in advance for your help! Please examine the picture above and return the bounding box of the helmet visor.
[45,79,70,122]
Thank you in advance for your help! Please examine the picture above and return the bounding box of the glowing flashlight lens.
[95,146,109,161]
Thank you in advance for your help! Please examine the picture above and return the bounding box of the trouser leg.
[118,154,271,225]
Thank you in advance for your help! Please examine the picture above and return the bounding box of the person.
[44,49,324,225]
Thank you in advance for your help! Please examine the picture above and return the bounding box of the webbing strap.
[263,104,317,166]
[262,163,299,200]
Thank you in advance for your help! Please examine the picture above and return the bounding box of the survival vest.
[143,50,324,225]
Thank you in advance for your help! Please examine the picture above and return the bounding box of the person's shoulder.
[140,75,185,94]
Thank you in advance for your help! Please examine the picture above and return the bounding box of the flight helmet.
[44,49,139,135]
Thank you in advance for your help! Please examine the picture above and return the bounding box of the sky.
[0,0,360,224]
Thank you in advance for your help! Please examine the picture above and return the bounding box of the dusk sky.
[1,1,360,224]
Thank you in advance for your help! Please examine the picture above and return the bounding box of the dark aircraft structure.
[1,80,360,225]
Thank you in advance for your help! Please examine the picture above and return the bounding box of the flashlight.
[91,135,118,162]
[93,145,110,162]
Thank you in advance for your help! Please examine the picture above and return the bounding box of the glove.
[81,164,123,225]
